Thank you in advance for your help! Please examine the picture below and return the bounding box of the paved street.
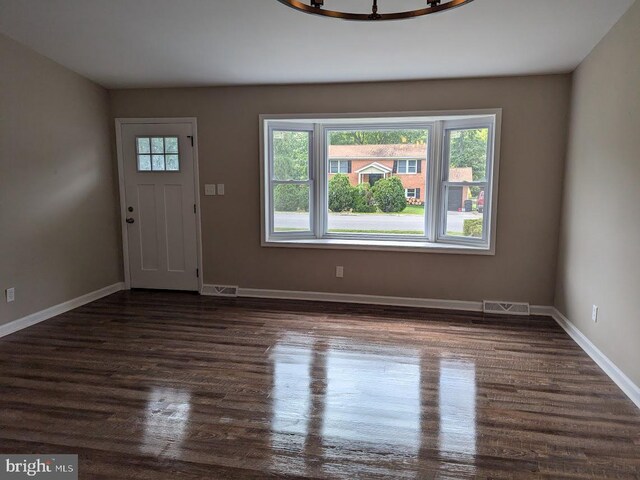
[275,211,482,233]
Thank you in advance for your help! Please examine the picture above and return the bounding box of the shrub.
[273,184,308,212]
[352,183,376,213]
[463,218,483,237]
[372,177,406,213]
[328,174,354,212]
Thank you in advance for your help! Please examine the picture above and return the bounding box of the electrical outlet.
[6,287,15,303]
[592,305,599,322]
[336,266,344,278]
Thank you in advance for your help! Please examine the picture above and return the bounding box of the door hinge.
[187,135,194,147]
[196,268,199,278]
[194,203,197,214]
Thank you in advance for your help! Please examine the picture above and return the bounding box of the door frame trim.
[115,117,204,293]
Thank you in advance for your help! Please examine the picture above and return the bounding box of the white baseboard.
[4,282,637,411]
[0,282,125,339]
[549,307,640,410]
[236,287,483,312]
[238,287,553,316]
[530,305,555,316]
[205,285,639,410]
[202,284,552,315]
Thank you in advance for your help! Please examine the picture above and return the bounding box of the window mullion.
[428,121,443,241]
[314,123,324,239]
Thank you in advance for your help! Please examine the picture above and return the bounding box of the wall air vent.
[203,285,239,297]
[483,300,530,316]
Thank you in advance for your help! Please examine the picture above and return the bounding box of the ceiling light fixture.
[276,0,474,21]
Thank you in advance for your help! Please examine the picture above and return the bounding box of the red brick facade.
[328,144,471,207]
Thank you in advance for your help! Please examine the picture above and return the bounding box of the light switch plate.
[217,184,225,195]
[6,287,15,303]
[204,184,216,196]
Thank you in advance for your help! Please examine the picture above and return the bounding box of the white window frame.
[438,119,495,247]
[260,110,501,255]
[329,159,350,174]
[406,188,418,198]
[397,159,418,174]
[267,122,315,240]
[320,122,432,243]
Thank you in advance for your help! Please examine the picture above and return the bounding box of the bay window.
[261,110,500,253]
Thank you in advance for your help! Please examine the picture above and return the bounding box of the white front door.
[120,121,199,291]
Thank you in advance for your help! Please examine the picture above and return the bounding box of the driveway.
[275,211,482,233]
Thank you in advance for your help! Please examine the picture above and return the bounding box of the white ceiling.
[0,0,635,89]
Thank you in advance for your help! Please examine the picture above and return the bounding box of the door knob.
[126,218,135,224]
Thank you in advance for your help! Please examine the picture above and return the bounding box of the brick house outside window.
[328,144,472,208]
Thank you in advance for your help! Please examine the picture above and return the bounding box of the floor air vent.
[206,285,239,297]
[483,300,530,316]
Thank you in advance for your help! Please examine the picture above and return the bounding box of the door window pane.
[152,155,165,171]
[137,137,151,154]
[166,155,179,171]
[138,155,152,171]
[165,137,179,153]
[151,137,164,154]
[136,136,180,172]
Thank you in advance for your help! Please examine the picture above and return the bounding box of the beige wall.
[555,2,640,385]
[1,2,636,392]
[0,34,122,325]
[111,74,571,305]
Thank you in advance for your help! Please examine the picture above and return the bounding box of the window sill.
[262,238,494,255]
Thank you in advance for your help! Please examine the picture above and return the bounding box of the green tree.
[329,130,428,146]
[372,177,406,213]
[328,174,354,212]
[273,130,309,181]
[448,128,488,182]
[463,218,483,238]
[352,183,376,213]
[274,184,308,212]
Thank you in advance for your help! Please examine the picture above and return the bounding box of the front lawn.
[329,229,423,235]
[328,205,425,215]
[402,205,425,215]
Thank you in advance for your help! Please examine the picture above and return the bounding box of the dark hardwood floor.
[0,290,638,479]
